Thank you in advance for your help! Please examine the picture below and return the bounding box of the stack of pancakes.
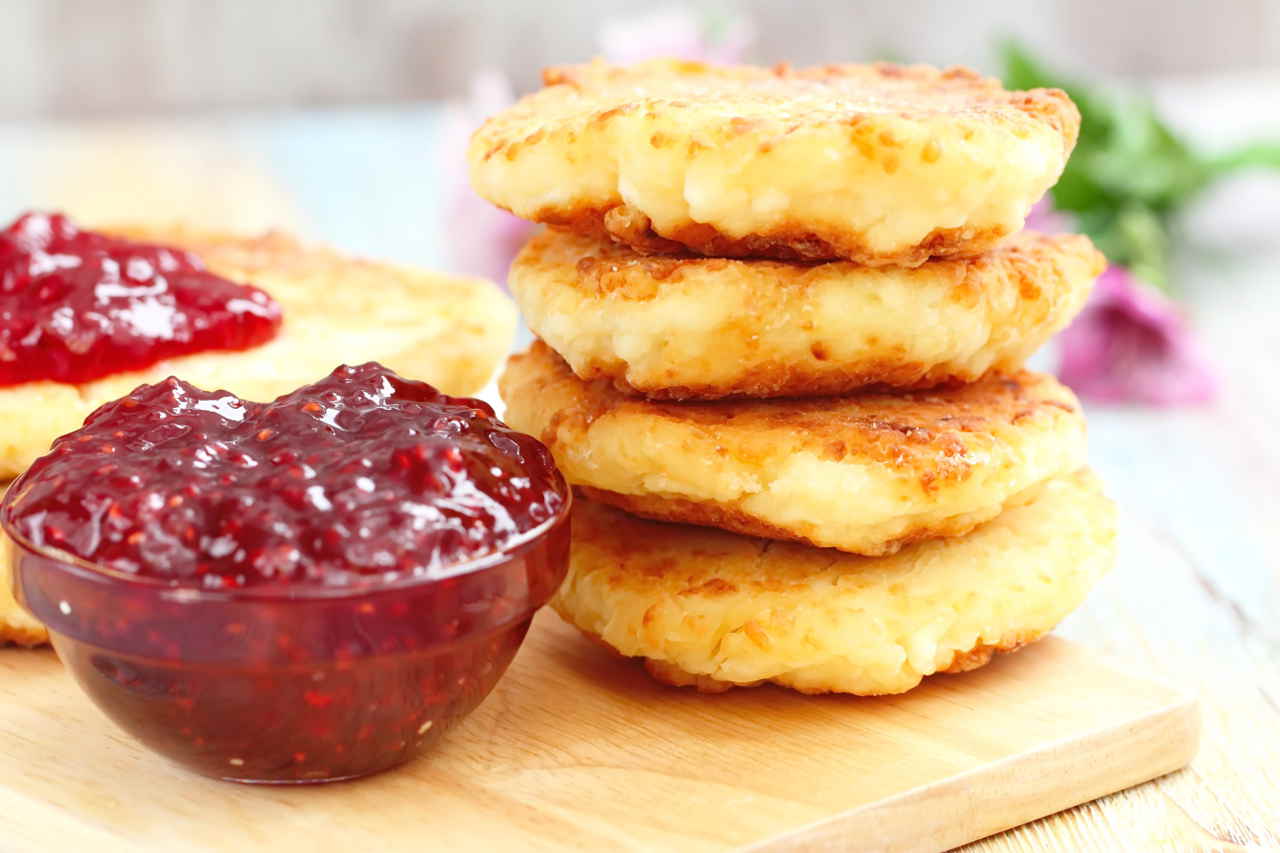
[471,59,1116,694]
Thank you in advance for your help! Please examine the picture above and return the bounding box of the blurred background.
[3,0,1279,268]
[6,0,1280,118]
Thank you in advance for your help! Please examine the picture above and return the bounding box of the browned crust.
[479,60,1080,263]
[0,483,49,647]
[538,226,1100,302]
[535,60,1079,144]
[595,363,970,402]
[508,341,1080,481]
[568,624,1047,696]
[516,229,1103,399]
[542,203,1014,265]
[642,658,760,693]
[0,619,50,648]
[578,486,957,557]
[939,630,1045,674]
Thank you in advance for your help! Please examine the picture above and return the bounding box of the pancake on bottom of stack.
[479,57,1111,694]
[561,471,1111,695]
[500,343,1115,695]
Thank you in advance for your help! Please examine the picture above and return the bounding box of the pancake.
[0,226,516,479]
[500,342,1088,556]
[469,59,1079,265]
[0,482,46,646]
[512,228,1103,399]
[554,470,1114,694]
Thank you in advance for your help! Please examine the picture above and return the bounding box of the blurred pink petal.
[439,69,535,286]
[1058,266,1217,406]
[599,6,753,63]
[1024,197,1074,234]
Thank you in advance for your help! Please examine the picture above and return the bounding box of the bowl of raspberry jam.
[1,363,570,784]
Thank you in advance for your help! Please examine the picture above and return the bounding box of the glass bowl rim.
[1,479,572,604]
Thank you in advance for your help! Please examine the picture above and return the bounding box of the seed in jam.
[3,362,567,587]
[0,211,282,387]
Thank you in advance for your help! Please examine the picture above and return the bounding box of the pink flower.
[1057,266,1217,406]
[439,69,536,286]
[599,6,754,63]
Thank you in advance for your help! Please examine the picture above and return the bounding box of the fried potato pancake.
[0,226,516,479]
[0,482,47,646]
[500,342,1088,555]
[554,470,1114,694]
[512,228,1102,399]
[469,59,1079,264]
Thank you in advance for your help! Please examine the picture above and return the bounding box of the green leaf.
[999,40,1052,90]
[1069,205,1171,289]
[1049,164,1107,212]
[1205,141,1280,176]
[1113,205,1171,288]
[1001,38,1280,292]
[998,40,1106,135]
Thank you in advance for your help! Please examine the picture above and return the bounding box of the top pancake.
[0,226,515,480]
[469,59,1079,264]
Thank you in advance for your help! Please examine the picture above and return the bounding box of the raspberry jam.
[8,363,567,587]
[2,365,571,783]
[0,211,281,387]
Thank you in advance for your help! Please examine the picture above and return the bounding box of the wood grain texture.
[961,516,1280,852]
[0,608,1195,853]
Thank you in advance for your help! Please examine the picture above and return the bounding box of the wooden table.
[2,75,1278,850]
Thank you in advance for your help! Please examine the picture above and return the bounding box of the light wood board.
[0,613,1196,852]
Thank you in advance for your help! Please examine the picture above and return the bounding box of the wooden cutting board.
[0,613,1197,853]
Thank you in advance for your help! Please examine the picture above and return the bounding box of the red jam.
[0,211,281,387]
[8,363,565,587]
[2,365,571,783]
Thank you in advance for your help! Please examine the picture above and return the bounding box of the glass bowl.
[3,496,570,784]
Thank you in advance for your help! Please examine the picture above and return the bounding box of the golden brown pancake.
[500,342,1088,556]
[0,226,516,479]
[512,228,1103,399]
[0,482,47,646]
[469,59,1079,264]
[554,470,1114,694]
